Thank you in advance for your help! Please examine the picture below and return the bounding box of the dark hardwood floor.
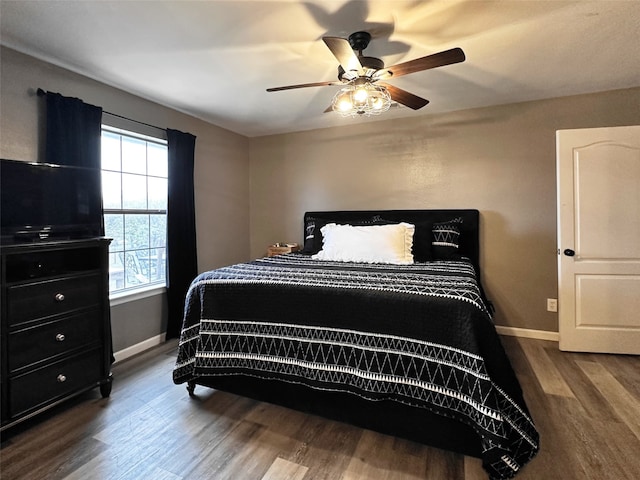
[1,336,639,479]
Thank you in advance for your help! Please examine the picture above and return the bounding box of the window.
[101,126,168,295]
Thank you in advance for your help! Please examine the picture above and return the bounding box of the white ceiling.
[1,1,639,137]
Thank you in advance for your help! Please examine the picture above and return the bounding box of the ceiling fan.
[267,31,466,115]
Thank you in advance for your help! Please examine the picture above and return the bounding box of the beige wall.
[3,45,638,338]
[249,87,640,333]
[0,46,251,351]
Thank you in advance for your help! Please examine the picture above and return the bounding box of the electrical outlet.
[547,298,558,312]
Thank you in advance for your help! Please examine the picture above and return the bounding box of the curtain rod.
[36,88,166,133]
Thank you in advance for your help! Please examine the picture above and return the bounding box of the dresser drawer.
[9,349,104,418]
[8,310,103,372]
[6,273,102,326]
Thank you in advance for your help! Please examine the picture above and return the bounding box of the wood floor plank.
[152,393,261,476]
[261,457,308,480]
[424,448,464,479]
[282,416,363,480]
[543,345,617,422]
[576,360,640,441]
[342,430,427,480]
[207,418,305,478]
[593,353,640,400]
[517,337,575,397]
[120,466,183,480]
[60,439,166,480]
[182,419,267,478]
[549,396,632,480]
[580,418,640,480]
[463,456,486,480]
[0,395,112,480]
[92,391,183,445]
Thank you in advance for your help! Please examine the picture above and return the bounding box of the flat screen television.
[1,159,104,244]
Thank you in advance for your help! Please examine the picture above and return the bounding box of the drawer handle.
[57,374,67,383]
[55,293,65,302]
[55,333,66,342]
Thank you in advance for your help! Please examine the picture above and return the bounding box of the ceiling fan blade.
[322,36,363,75]
[379,83,429,110]
[386,47,465,78]
[267,81,339,92]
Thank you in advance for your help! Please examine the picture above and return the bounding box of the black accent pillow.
[431,217,463,259]
[301,217,319,254]
[411,221,433,262]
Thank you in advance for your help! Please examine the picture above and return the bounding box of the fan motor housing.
[348,31,372,51]
[338,56,385,81]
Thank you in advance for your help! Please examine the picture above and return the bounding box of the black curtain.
[42,89,113,362]
[165,129,198,339]
[43,90,103,169]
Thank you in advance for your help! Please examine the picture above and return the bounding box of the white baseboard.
[113,333,166,364]
[495,325,559,342]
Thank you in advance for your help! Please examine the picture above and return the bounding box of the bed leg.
[187,381,196,396]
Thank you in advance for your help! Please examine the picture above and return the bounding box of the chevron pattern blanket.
[173,254,538,479]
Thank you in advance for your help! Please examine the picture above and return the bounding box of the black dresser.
[1,238,113,431]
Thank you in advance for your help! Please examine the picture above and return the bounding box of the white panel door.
[557,126,640,354]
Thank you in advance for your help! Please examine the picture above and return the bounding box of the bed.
[173,209,539,479]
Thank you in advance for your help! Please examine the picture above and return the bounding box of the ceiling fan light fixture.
[331,81,391,117]
[268,32,464,114]
[354,86,369,103]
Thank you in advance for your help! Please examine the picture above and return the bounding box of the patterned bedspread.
[173,254,539,479]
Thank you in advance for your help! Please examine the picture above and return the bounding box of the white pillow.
[312,222,415,264]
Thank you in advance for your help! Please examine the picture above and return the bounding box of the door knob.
[563,249,575,257]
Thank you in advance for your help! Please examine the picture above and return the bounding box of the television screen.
[1,159,103,244]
